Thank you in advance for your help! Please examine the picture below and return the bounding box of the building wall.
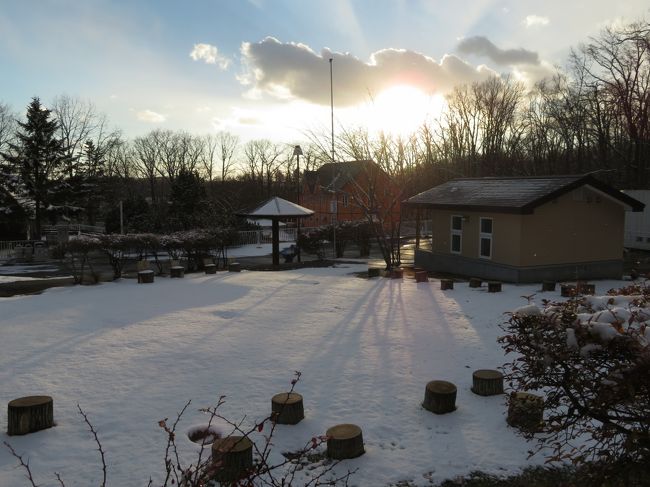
[519,188,625,266]
[429,209,523,266]
[425,187,625,269]
[299,167,400,227]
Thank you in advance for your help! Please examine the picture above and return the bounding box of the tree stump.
[211,436,253,482]
[488,281,502,293]
[271,392,304,425]
[170,266,184,278]
[422,380,457,414]
[542,281,556,292]
[507,392,544,432]
[204,264,217,274]
[469,278,482,288]
[326,424,365,459]
[8,396,54,436]
[577,282,595,295]
[138,270,154,284]
[561,284,576,297]
[228,262,241,272]
[471,369,504,396]
[441,279,454,290]
[368,267,381,278]
[415,270,428,283]
[390,268,403,279]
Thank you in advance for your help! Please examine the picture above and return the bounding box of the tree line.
[0,19,648,239]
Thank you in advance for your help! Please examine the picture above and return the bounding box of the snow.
[0,272,629,486]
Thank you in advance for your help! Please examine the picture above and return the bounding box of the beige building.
[405,175,644,282]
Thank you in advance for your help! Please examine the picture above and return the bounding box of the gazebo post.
[272,218,280,265]
[415,207,421,249]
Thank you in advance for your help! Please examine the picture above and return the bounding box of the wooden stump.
[368,267,381,278]
[441,279,454,290]
[488,281,502,293]
[228,262,241,272]
[8,396,54,436]
[469,278,482,288]
[204,263,217,274]
[390,268,403,279]
[471,369,504,396]
[138,270,154,284]
[542,281,556,292]
[422,380,457,414]
[507,392,544,432]
[326,424,365,459]
[577,282,595,295]
[211,436,253,482]
[170,266,184,278]
[415,270,428,283]
[271,392,304,425]
[561,284,576,297]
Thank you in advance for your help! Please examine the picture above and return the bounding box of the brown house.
[405,175,644,283]
[300,160,400,228]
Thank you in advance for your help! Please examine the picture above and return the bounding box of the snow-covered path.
[0,266,621,486]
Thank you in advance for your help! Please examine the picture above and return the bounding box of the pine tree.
[1,97,70,238]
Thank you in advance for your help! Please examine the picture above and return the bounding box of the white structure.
[624,190,650,250]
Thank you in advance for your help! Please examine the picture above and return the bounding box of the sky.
[0,0,648,144]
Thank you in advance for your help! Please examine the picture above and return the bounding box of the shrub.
[499,285,650,482]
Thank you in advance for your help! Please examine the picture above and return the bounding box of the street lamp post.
[293,145,303,262]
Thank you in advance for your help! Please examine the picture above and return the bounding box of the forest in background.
[0,19,648,239]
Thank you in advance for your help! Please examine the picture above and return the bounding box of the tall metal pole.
[295,147,301,263]
[330,57,337,258]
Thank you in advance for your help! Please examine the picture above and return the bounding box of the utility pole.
[330,57,337,258]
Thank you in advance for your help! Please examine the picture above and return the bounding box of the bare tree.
[0,102,17,155]
[132,131,160,203]
[52,95,119,177]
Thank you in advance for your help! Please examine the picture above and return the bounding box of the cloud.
[238,37,496,106]
[524,15,550,27]
[190,43,230,70]
[136,109,166,123]
[457,36,540,66]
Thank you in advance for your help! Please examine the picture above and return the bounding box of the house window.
[450,215,463,254]
[479,217,493,259]
[343,194,349,207]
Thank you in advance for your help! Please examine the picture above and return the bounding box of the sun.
[362,85,446,136]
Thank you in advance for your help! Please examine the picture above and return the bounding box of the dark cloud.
[239,37,496,106]
[457,36,540,66]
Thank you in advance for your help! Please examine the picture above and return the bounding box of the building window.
[342,194,349,207]
[479,217,493,259]
[450,215,462,254]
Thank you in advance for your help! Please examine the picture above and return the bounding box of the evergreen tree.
[168,168,207,230]
[1,97,70,238]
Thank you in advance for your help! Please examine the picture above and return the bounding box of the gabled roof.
[240,196,314,218]
[305,160,376,192]
[405,175,645,213]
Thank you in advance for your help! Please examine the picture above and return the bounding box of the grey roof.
[405,175,644,213]
[241,196,314,218]
[305,160,374,192]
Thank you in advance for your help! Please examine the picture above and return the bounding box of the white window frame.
[450,215,463,254]
[479,217,493,259]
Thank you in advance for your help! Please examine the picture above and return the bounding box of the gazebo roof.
[242,196,314,218]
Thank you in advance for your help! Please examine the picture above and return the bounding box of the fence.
[0,240,48,261]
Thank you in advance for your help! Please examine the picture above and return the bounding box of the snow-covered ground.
[0,267,625,486]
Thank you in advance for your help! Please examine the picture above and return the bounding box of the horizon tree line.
[0,18,648,239]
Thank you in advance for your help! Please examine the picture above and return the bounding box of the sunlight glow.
[361,85,446,136]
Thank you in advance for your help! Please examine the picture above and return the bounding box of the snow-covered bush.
[499,285,650,482]
[59,235,101,284]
